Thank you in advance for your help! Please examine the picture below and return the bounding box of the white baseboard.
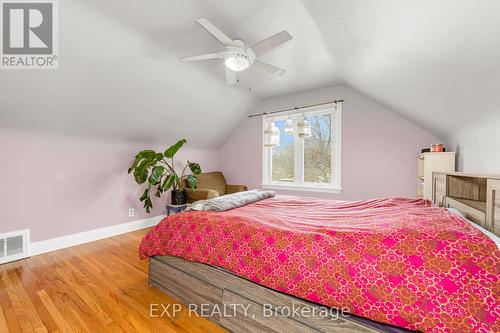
[30,214,166,257]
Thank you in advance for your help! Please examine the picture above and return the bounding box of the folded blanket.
[186,189,275,211]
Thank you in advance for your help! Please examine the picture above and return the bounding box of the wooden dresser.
[417,152,455,199]
[432,172,500,236]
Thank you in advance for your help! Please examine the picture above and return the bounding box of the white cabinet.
[417,152,455,200]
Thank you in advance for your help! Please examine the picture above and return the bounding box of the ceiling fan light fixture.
[225,54,250,72]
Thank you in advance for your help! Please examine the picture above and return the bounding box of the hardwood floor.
[0,228,228,333]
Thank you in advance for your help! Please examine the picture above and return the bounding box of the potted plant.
[128,139,201,212]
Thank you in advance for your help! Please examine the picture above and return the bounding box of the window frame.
[261,102,342,193]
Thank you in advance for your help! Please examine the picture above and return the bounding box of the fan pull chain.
[248,66,252,91]
[236,55,240,83]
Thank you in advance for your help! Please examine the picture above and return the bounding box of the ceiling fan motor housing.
[223,41,255,72]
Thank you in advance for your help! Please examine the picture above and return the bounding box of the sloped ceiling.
[302,0,500,141]
[1,0,499,147]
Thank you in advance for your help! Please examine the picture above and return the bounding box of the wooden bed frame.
[432,171,500,236]
[149,255,397,333]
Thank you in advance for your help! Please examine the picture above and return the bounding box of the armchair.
[181,171,247,203]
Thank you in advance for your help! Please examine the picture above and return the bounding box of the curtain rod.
[247,99,344,118]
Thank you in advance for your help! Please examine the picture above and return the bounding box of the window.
[271,119,294,182]
[262,103,342,193]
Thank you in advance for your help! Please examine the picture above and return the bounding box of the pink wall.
[0,130,220,241]
[220,85,441,200]
[0,86,442,243]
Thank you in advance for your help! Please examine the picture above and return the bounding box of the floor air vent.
[0,229,29,264]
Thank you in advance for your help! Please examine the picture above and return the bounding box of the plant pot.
[171,189,187,205]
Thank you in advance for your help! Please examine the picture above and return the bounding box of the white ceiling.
[302,0,500,141]
[81,0,341,97]
[1,0,499,147]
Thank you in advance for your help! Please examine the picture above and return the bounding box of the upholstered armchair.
[181,171,247,203]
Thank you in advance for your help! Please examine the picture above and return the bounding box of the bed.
[140,195,499,333]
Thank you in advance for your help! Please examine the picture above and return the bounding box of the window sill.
[261,183,343,194]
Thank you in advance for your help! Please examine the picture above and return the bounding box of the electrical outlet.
[128,208,135,217]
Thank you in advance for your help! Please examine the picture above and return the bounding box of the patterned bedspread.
[140,196,500,333]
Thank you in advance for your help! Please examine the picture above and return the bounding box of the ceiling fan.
[180,18,293,85]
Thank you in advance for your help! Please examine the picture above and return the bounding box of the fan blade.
[252,61,286,76]
[251,31,292,56]
[196,18,236,46]
[179,53,220,62]
[225,67,237,85]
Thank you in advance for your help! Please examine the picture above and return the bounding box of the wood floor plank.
[68,262,157,332]
[0,266,36,333]
[28,258,95,333]
[69,250,182,333]
[32,255,108,333]
[0,228,226,333]
[48,256,113,326]
[13,261,60,333]
[37,290,75,333]
[51,252,143,333]
[0,304,11,333]
[0,267,23,333]
[5,265,48,333]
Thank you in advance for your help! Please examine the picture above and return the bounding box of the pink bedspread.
[140,196,500,332]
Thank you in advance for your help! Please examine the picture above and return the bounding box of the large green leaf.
[144,197,152,213]
[188,161,201,175]
[164,139,187,158]
[128,157,140,174]
[135,150,156,159]
[134,159,153,183]
[129,150,161,175]
[139,188,149,201]
[134,166,149,184]
[133,153,162,184]
[139,187,153,213]
[148,166,165,185]
[161,173,176,191]
[186,174,197,190]
[136,156,154,169]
